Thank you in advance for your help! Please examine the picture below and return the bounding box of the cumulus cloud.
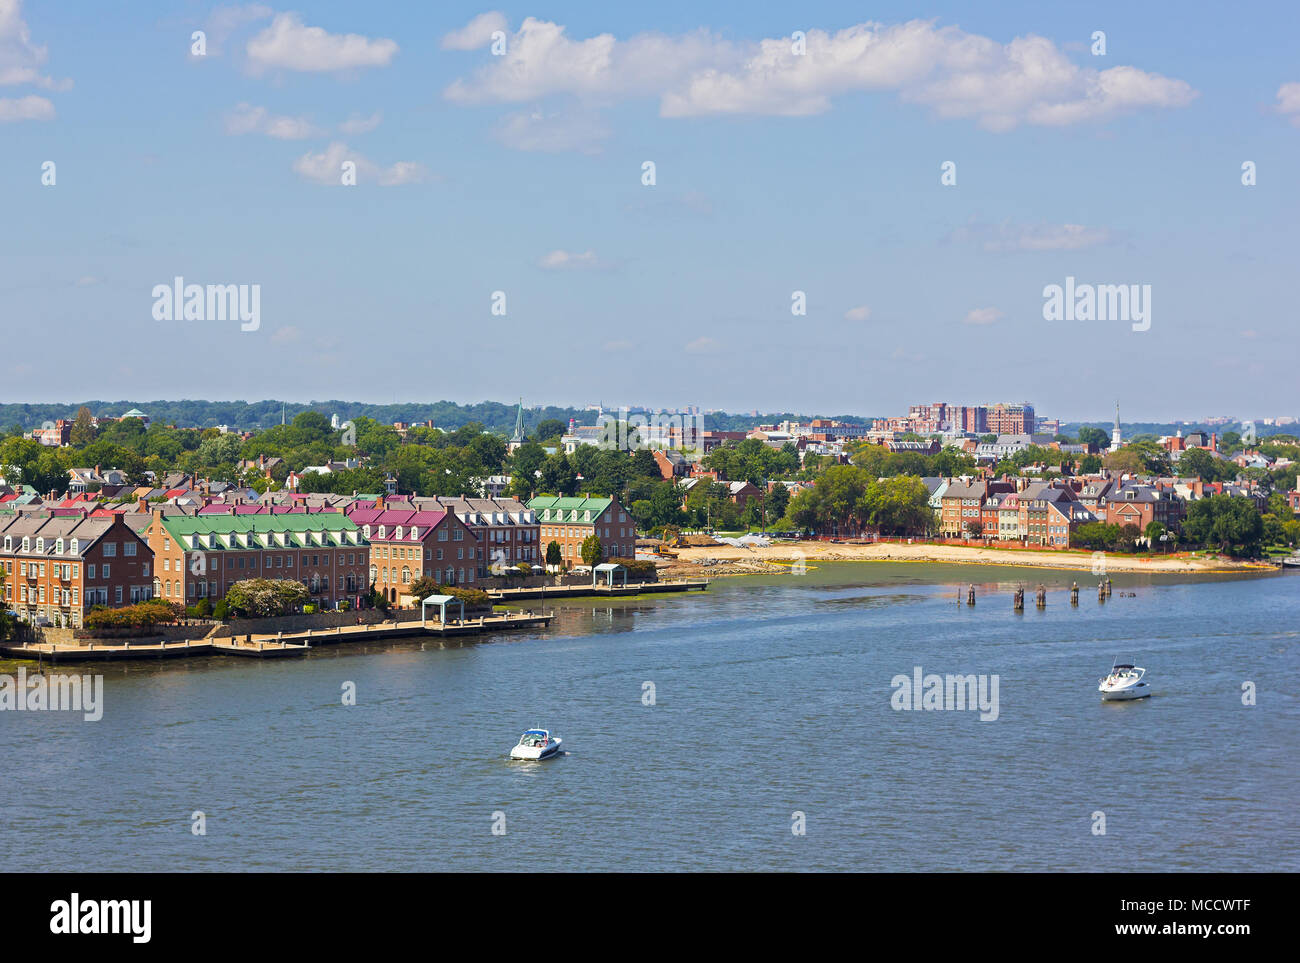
[247,13,397,72]
[196,4,273,58]
[844,305,872,321]
[441,12,508,51]
[1275,82,1300,125]
[537,249,605,270]
[0,91,51,120]
[445,17,1195,135]
[292,142,428,186]
[950,220,1114,252]
[444,17,734,104]
[964,307,1004,325]
[0,0,69,90]
[224,102,319,139]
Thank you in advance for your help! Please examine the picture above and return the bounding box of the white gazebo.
[421,594,465,626]
[592,562,627,587]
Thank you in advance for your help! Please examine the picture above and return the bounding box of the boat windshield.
[521,732,547,746]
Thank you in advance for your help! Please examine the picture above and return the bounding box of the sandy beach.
[666,541,1271,576]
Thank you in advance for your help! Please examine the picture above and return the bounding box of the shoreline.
[665,542,1275,577]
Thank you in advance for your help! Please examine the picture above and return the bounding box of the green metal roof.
[528,495,613,523]
[159,513,366,551]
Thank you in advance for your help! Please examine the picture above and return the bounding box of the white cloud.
[197,4,273,58]
[0,0,68,90]
[247,13,397,72]
[224,102,319,139]
[1275,82,1300,126]
[685,336,721,354]
[0,92,51,121]
[441,12,508,51]
[538,249,604,270]
[602,339,634,352]
[494,108,608,153]
[338,111,382,134]
[950,220,1114,252]
[844,305,872,321]
[292,142,428,186]
[445,17,1195,133]
[444,17,734,104]
[270,325,302,344]
[964,307,1004,325]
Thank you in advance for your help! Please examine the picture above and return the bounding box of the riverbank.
[666,541,1271,576]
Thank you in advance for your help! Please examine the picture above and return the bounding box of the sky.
[2,1,1298,422]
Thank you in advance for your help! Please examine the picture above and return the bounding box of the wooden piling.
[1070,582,1079,606]
[967,584,975,606]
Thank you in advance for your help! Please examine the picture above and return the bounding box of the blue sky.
[2,1,1297,422]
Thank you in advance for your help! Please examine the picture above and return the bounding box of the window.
[103,542,116,557]
[124,542,137,557]
[88,564,96,579]
[101,563,110,578]
[115,586,123,604]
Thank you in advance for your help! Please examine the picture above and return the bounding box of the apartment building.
[345,506,484,602]
[530,494,636,566]
[0,512,154,627]
[146,512,369,610]
[421,497,539,574]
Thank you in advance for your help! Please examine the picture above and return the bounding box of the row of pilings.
[963,579,1113,610]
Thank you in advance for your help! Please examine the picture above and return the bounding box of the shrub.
[212,600,230,621]
[437,585,491,609]
[606,558,657,579]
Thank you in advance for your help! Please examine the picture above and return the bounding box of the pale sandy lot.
[670,541,1269,575]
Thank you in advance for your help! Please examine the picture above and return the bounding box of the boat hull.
[1099,683,1151,701]
[510,738,562,760]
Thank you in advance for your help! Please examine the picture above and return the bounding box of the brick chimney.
[137,496,148,513]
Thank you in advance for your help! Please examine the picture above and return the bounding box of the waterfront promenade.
[0,610,555,664]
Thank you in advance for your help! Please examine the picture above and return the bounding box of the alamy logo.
[50,894,150,943]
[597,407,705,452]
[0,669,103,721]
[152,276,260,331]
[890,666,1000,721]
[1042,276,1150,332]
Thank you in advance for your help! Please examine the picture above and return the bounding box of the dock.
[0,610,554,664]
[486,579,709,602]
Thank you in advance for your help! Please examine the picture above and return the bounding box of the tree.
[69,406,98,447]
[535,418,566,442]
[1181,494,1265,556]
[222,578,310,617]
[968,521,985,537]
[580,534,603,567]
[408,575,442,601]
[1078,426,1110,450]
[546,540,562,567]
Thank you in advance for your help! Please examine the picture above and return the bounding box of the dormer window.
[35,538,44,553]
[363,525,371,538]
[377,526,386,539]
[410,527,419,540]
[395,525,403,539]
[21,537,30,552]
[55,538,64,554]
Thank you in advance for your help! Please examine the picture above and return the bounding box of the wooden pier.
[0,610,554,664]
[486,579,708,602]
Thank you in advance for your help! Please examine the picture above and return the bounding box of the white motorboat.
[1099,662,1151,701]
[510,729,563,760]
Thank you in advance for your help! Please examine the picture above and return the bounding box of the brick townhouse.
[146,511,369,610]
[345,504,484,604]
[0,512,154,627]
[530,494,636,567]
[418,496,540,574]
[1101,484,1186,532]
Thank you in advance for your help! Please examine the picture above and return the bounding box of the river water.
[3,563,1296,871]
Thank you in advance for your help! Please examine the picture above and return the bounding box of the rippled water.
[4,563,1296,871]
